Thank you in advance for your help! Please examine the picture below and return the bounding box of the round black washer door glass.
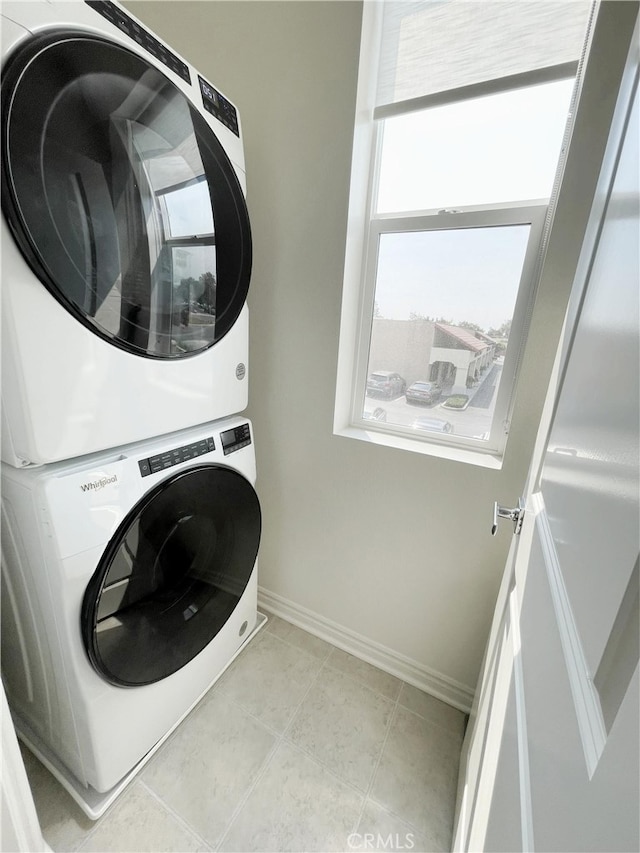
[81,465,261,686]
[1,32,251,358]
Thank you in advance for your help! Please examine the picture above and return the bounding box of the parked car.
[363,407,387,422]
[405,380,442,405]
[412,416,454,434]
[366,371,406,399]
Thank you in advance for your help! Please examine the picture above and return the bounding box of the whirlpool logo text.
[79,474,118,492]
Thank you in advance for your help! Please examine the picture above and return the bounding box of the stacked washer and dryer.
[1,0,263,817]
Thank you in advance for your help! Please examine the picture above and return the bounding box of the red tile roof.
[435,323,490,352]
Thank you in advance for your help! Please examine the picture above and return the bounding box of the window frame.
[354,202,548,456]
[334,2,581,467]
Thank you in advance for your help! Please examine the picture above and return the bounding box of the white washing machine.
[1,415,263,817]
[1,1,253,467]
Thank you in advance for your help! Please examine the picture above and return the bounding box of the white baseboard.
[258,586,474,713]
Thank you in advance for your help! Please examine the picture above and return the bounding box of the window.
[335,0,593,464]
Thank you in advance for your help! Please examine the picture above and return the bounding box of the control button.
[139,434,217,472]
[87,1,191,85]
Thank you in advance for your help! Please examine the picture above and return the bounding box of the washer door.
[1,31,251,358]
[81,465,261,686]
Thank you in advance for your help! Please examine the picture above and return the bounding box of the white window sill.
[334,424,505,470]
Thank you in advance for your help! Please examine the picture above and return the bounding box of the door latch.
[491,498,525,536]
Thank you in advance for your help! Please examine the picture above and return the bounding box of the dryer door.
[81,465,261,686]
[1,31,251,357]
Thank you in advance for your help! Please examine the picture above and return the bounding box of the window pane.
[377,80,574,213]
[169,246,217,352]
[162,179,214,238]
[363,226,530,441]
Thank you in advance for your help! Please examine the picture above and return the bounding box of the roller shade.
[377,0,593,108]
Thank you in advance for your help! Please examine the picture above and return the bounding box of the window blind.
[377,0,593,109]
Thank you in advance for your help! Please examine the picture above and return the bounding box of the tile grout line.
[67,810,104,853]
[219,639,412,842]
[266,627,448,836]
[268,617,461,715]
[214,648,331,851]
[280,652,331,740]
[394,698,468,742]
[270,618,406,707]
[51,646,462,852]
[268,614,468,732]
[354,684,402,832]
[278,656,404,803]
[138,779,215,851]
[132,685,281,851]
[38,620,461,853]
[212,736,282,852]
[72,775,201,853]
[137,623,460,850]
[270,663,456,847]
[277,737,373,800]
[264,621,334,669]
[362,699,466,845]
[66,776,145,853]
[277,652,375,838]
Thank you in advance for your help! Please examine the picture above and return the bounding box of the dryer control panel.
[198,76,239,136]
[86,1,191,83]
[220,423,252,455]
[86,2,240,136]
[138,437,215,477]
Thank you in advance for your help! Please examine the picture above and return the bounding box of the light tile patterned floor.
[20,614,466,852]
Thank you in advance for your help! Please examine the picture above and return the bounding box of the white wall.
[124,0,632,701]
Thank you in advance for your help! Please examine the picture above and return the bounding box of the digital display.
[200,79,218,106]
[221,428,237,448]
[198,75,239,136]
[220,424,251,455]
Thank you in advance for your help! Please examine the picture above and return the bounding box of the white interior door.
[2,681,48,852]
[454,13,639,852]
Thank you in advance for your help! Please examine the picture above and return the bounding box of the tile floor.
[20,613,467,852]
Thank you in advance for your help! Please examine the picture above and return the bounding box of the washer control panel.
[138,437,215,477]
[86,1,191,84]
[220,423,252,455]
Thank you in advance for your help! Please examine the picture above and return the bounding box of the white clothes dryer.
[1,415,263,818]
[1,1,252,467]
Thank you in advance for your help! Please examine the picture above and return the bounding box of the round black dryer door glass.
[81,465,261,686]
[1,32,251,357]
